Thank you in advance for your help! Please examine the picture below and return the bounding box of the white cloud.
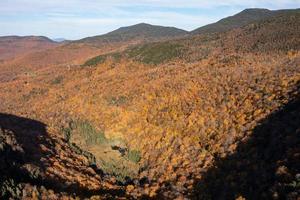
[1,0,299,13]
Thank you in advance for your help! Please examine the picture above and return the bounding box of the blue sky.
[0,0,299,40]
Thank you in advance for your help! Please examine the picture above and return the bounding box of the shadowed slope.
[192,84,300,199]
[0,113,125,199]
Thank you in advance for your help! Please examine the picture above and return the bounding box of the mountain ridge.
[0,35,56,43]
[0,35,59,60]
[191,8,300,34]
[74,23,188,46]
[1,8,299,44]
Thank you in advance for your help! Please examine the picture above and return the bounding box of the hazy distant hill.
[0,36,58,60]
[192,8,300,35]
[0,35,55,42]
[52,38,68,42]
[75,23,188,46]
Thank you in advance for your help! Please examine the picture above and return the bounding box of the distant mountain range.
[2,8,299,49]
[1,8,299,63]
[73,8,300,46]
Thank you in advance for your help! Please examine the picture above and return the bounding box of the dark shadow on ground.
[191,91,300,199]
[0,113,125,198]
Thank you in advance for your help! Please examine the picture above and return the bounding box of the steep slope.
[0,36,59,60]
[75,23,188,46]
[191,8,299,35]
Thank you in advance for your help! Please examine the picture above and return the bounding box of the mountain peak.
[241,8,271,12]
[110,23,185,34]
[191,8,296,35]
[237,8,272,16]
[133,22,152,26]
[77,23,188,45]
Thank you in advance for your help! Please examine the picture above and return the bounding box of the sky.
[0,0,299,40]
